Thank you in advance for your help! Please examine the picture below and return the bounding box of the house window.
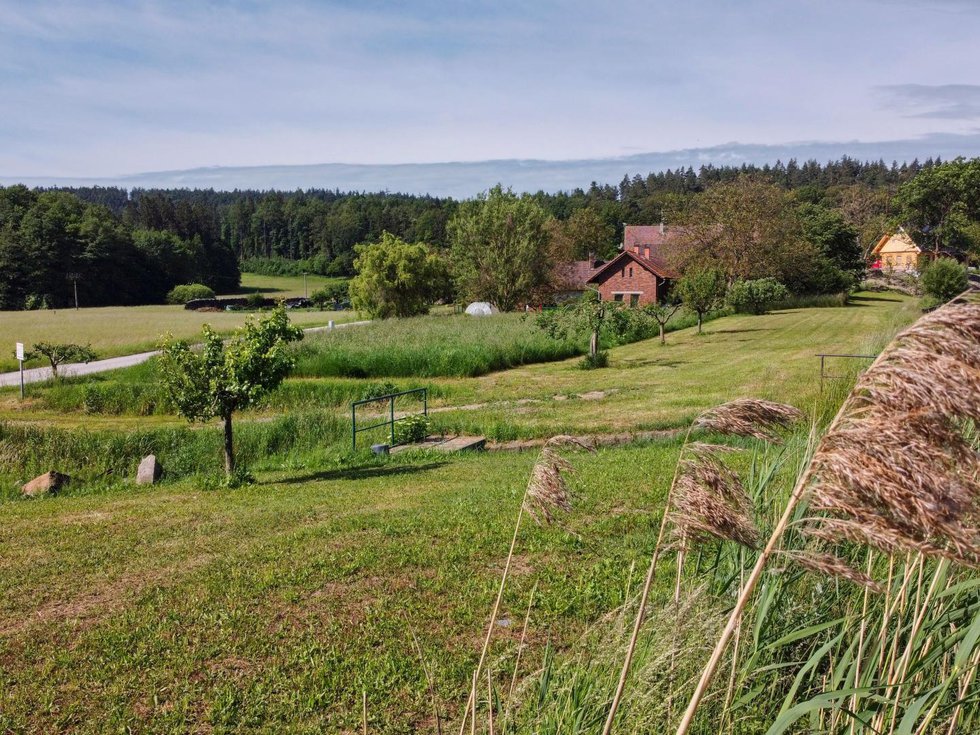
[621,268,626,278]
[613,293,624,302]
[629,267,634,278]
[629,293,640,307]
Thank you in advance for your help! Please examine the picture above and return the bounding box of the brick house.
[585,224,681,305]
[551,224,683,306]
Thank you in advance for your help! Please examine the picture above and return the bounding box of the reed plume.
[675,289,980,735]
[693,398,804,442]
[671,443,758,550]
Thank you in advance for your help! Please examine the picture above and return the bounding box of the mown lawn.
[421,292,919,438]
[0,442,697,734]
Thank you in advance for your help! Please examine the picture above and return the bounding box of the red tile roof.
[587,249,678,283]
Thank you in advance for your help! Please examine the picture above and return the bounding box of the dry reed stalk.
[942,645,980,735]
[459,438,586,733]
[407,623,443,735]
[470,671,476,735]
[506,581,538,710]
[849,549,874,735]
[675,290,980,735]
[487,669,494,735]
[362,689,368,735]
[887,558,950,733]
[600,425,695,735]
[603,401,802,735]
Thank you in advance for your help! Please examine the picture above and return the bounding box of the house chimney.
[643,246,650,259]
[659,221,665,235]
[633,243,640,254]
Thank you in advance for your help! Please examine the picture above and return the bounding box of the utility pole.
[66,272,81,310]
[303,271,308,299]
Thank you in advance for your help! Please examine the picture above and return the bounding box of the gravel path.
[0,320,370,388]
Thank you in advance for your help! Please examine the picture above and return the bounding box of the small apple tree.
[159,304,304,478]
[25,342,98,379]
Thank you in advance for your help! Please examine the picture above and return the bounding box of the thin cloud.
[877,84,980,120]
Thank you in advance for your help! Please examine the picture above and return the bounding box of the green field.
[0,273,352,373]
[0,294,926,733]
[236,272,347,299]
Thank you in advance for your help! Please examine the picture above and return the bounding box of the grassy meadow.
[236,272,347,299]
[0,273,351,373]
[2,291,954,734]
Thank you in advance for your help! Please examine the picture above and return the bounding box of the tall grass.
[291,314,584,378]
[0,410,350,499]
[292,309,725,379]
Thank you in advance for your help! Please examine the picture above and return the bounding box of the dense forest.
[0,156,975,310]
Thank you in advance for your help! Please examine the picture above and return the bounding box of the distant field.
[0,301,352,373]
[234,272,347,299]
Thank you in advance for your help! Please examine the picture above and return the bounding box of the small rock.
[21,471,70,498]
[136,454,162,485]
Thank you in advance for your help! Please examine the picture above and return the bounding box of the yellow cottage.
[871,229,922,272]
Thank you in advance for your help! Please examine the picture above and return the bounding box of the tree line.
[2,156,977,310]
[57,157,940,267]
[0,186,239,310]
[350,158,980,317]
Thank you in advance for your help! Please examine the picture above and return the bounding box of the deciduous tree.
[159,304,304,478]
[25,342,97,379]
[449,186,552,311]
[673,178,803,286]
[675,268,725,334]
[348,232,448,318]
[895,158,980,258]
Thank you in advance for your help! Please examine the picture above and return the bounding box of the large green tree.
[895,158,980,258]
[448,186,552,311]
[159,304,304,477]
[672,178,806,287]
[548,207,618,260]
[348,232,448,318]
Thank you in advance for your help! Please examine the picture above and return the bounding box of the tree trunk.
[223,412,235,477]
[697,313,703,334]
[659,323,666,345]
[589,330,598,358]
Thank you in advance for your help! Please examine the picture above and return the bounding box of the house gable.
[586,250,675,284]
[872,230,921,257]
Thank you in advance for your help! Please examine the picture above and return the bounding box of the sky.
[1,0,979,179]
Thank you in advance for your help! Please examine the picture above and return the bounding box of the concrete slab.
[391,435,486,454]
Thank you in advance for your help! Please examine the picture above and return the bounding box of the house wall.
[878,236,920,271]
[594,264,661,305]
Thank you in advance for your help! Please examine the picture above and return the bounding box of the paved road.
[0,320,371,389]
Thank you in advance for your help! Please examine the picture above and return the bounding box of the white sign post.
[15,342,24,399]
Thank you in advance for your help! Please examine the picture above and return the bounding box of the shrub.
[920,257,968,305]
[361,381,399,402]
[310,282,349,308]
[579,351,609,370]
[166,283,215,305]
[244,292,267,309]
[394,414,430,444]
[726,278,789,315]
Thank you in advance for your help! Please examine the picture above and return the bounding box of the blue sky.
[2,0,979,177]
